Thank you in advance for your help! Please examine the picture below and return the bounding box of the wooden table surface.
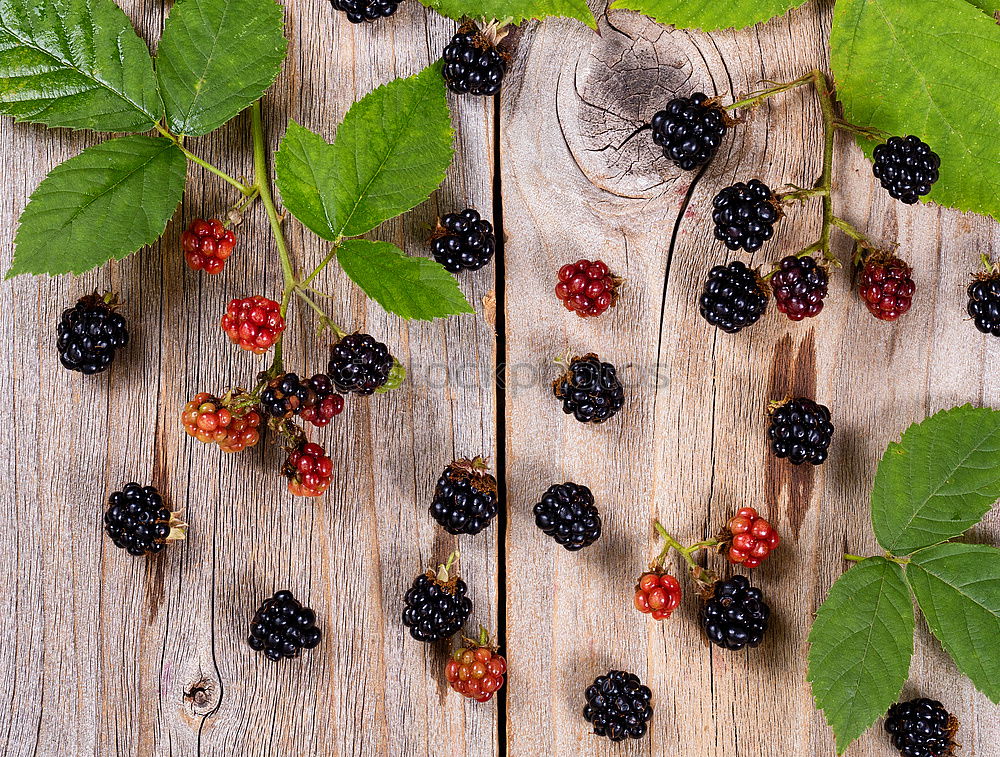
[2,0,998,755]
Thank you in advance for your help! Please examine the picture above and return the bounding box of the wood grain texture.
[499,1,1000,756]
[0,1,497,756]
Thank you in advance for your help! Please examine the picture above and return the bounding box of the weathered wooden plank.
[500,3,1000,755]
[0,1,498,755]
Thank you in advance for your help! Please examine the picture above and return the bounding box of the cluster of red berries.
[633,571,682,621]
[725,507,780,568]
[283,442,334,497]
[221,296,286,353]
[445,639,507,702]
[554,259,620,318]
[182,218,236,274]
[182,392,262,452]
[858,252,916,321]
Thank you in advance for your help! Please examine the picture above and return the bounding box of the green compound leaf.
[870,405,1000,555]
[831,0,1000,220]
[907,543,1000,704]
[157,0,287,137]
[275,62,453,241]
[963,0,1000,13]
[807,558,914,755]
[607,0,808,31]
[0,0,161,132]
[417,0,596,28]
[7,136,186,277]
[337,240,474,321]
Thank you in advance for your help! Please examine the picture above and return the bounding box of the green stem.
[833,118,888,143]
[844,553,866,562]
[295,288,348,339]
[725,71,815,111]
[652,521,715,572]
[299,243,342,290]
[831,216,880,253]
[812,69,836,263]
[251,98,297,375]
[156,123,254,195]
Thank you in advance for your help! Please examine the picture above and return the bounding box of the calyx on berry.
[401,551,473,643]
[104,483,187,556]
[445,626,507,702]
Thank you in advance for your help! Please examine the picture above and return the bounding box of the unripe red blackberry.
[283,442,334,497]
[247,590,322,662]
[554,259,620,318]
[57,293,129,375]
[650,92,727,171]
[104,483,187,556]
[553,354,625,424]
[771,255,829,321]
[221,296,285,353]
[858,252,916,321]
[182,218,236,274]
[445,627,506,702]
[873,136,940,205]
[724,507,780,568]
[633,570,681,620]
[182,391,262,452]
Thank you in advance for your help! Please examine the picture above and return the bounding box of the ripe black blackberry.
[247,590,323,662]
[57,293,129,375]
[884,698,958,757]
[553,354,625,424]
[768,397,834,466]
[328,333,394,395]
[402,553,472,643]
[430,457,499,535]
[712,179,780,252]
[967,272,1000,337]
[330,0,399,23]
[104,483,186,556]
[699,260,769,333]
[533,482,601,550]
[583,670,653,742]
[650,92,727,171]
[431,209,496,273]
[873,136,940,205]
[701,575,769,651]
[442,24,506,97]
[771,255,830,321]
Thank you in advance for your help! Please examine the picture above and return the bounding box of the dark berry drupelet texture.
[57,294,128,375]
[701,575,769,651]
[699,260,768,334]
[873,136,940,205]
[712,179,780,253]
[650,92,727,171]
[768,397,834,466]
[430,457,499,536]
[442,25,506,97]
[402,571,472,643]
[431,209,496,273]
[772,255,829,321]
[261,372,344,427]
[583,670,653,742]
[533,482,601,550]
[859,253,916,321]
[553,354,625,424]
[885,698,958,757]
[331,0,399,23]
[247,590,322,662]
[328,333,394,395]
[967,275,1000,337]
[104,483,183,556]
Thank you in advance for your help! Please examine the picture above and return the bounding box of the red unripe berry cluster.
[726,507,780,568]
[284,442,333,497]
[633,570,682,620]
[182,392,261,452]
[555,259,619,318]
[445,645,507,702]
[221,296,286,354]
[858,254,915,321]
[300,394,345,427]
[182,218,236,274]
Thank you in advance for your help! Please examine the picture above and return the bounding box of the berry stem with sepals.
[437,550,460,583]
[652,521,718,571]
[295,288,348,338]
[155,123,255,196]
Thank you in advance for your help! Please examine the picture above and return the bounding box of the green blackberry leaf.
[907,543,1000,703]
[337,240,474,321]
[831,0,1000,220]
[156,0,287,137]
[417,0,595,28]
[275,62,453,241]
[607,0,808,31]
[807,558,914,755]
[0,0,161,132]
[870,405,1000,555]
[6,136,186,277]
[964,0,1000,12]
